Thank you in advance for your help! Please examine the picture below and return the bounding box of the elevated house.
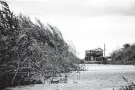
[84,48,104,63]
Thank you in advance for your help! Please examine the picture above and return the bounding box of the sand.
[6,64,135,90]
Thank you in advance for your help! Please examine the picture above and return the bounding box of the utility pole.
[104,44,105,57]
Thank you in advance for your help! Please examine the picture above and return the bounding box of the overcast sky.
[6,0,135,58]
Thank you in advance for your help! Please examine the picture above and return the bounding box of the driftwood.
[50,79,59,84]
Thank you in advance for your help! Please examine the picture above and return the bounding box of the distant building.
[85,48,103,62]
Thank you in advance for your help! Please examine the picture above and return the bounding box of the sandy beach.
[7,64,135,90]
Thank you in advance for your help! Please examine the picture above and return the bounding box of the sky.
[6,0,135,58]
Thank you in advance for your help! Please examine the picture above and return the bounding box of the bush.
[110,43,135,65]
[0,1,80,88]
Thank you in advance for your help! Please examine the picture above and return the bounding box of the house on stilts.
[84,48,105,64]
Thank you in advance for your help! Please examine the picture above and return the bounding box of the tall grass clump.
[0,0,80,88]
[118,77,135,90]
[119,83,135,90]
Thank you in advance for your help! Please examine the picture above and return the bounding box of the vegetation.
[119,83,135,90]
[110,43,135,64]
[0,0,80,88]
[118,77,135,90]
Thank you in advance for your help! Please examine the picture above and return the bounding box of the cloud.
[6,0,135,58]
[7,0,135,16]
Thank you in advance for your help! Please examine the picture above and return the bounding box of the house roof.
[85,48,103,53]
[92,48,103,51]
